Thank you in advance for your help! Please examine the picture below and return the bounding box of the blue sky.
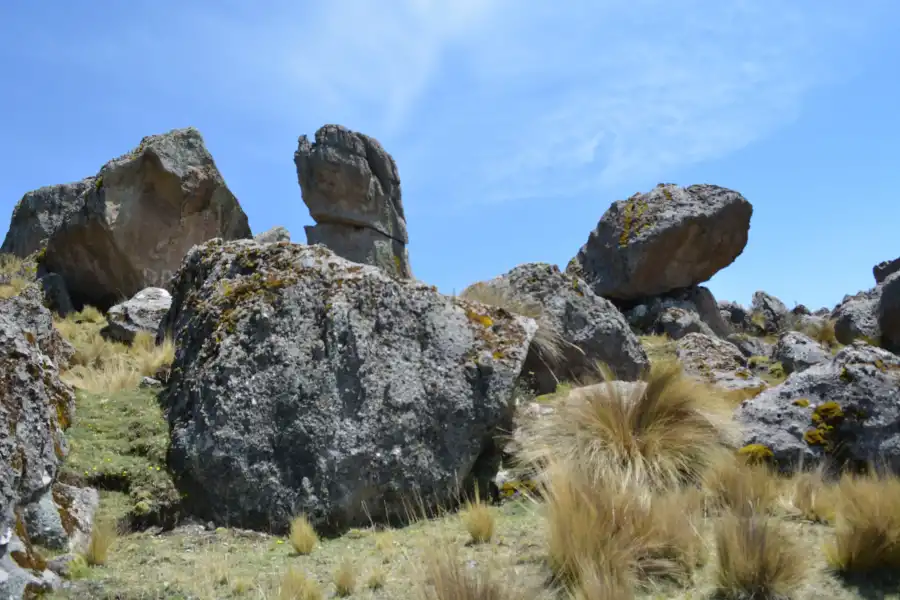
[1,1,898,311]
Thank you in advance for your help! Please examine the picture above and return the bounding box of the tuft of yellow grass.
[417,545,535,600]
[781,466,835,523]
[702,453,780,516]
[825,470,900,574]
[521,361,735,491]
[333,559,357,597]
[366,567,387,590]
[567,561,635,600]
[460,488,495,544]
[288,514,318,555]
[278,567,323,600]
[713,512,809,599]
[83,519,118,566]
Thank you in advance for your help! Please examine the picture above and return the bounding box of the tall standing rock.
[3,128,251,310]
[294,125,412,279]
[874,257,900,285]
[879,272,900,353]
[567,183,752,301]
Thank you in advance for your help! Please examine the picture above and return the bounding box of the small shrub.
[288,514,318,555]
[714,512,809,599]
[333,559,357,597]
[278,567,322,600]
[83,519,117,566]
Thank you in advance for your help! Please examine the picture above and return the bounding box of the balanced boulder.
[295,125,411,279]
[158,239,535,533]
[567,183,752,300]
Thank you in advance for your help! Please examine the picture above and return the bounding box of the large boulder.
[772,331,830,375]
[1,290,73,370]
[750,291,788,334]
[0,295,75,596]
[879,272,900,353]
[295,125,411,279]
[675,333,765,393]
[462,263,648,395]
[737,343,900,472]
[158,239,536,533]
[832,288,881,345]
[101,287,172,345]
[4,128,251,310]
[626,286,731,339]
[566,183,752,300]
[874,257,900,285]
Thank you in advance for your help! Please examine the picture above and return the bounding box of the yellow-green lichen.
[618,194,649,247]
[465,308,494,328]
[737,443,774,463]
[792,398,810,407]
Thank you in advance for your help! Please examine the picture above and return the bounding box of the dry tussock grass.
[84,519,118,566]
[278,567,323,600]
[289,514,319,555]
[333,559,357,597]
[825,470,900,574]
[520,361,736,491]
[417,545,538,600]
[460,488,495,544]
[780,466,835,523]
[703,453,781,516]
[713,512,810,599]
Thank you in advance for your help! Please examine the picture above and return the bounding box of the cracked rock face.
[294,125,412,279]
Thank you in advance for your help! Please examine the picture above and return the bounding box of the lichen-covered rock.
[726,333,773,359]
[101,287,172,345]
[0,293,73,370]
[658,307,715,339]
[879,272,900,353]
[750,291,788,334]
[675,333,765,392]
[13,128,252,310]
[567,183,752,300]
[463,263,648,395]
[22,483,98,555]
[772,331,830,375]
[158,239,536,533]
[832,287,881,345]
[295,125,411,279]
[736,343,900,472]
[0,529,61,598]
[874,257,900,285]
[626,286,731,340]
[253,226,291,244]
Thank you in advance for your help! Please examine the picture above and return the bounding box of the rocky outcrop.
[254,226,290,244]
[566,183,752,300]
[463,263,648,395]
[22,483,98,553]
[750,291,788,334]
[1,291,73,370]
[726,333,772,359]
[626,286,731,339]
[3,128,251,310]
[832,288,881,345]
[879,272,900,353]
[101,287,172,345]
[736,343,900,472]
[158,239,535,533]
[719,300,754,333]
[874,257,900,285]
[772,331,830,375]
[295,125,411,279]
[0,295,76,597]
[675,333,765,392]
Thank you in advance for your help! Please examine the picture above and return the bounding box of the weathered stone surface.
[34,274,73,317]
[101,287,172,345]
[567,183,752,300]
[676,333,765,392]
[726,333,772,359]
[16,127,252,310]
[832,288,881,345]
[658,307,715,339]
[464,263,648,395]
[1,293,73,370]
[750,291,788,334]
[874,257,900,285]
[158,239,536,533]
[22,482,99,554]
[772,331,830,375]
[627,286,730,340]
[295,125,411,279]
[879,272,900,353]
[719,300,754,333]
[1,182,92,258]
[0,531,61,598]
[253,226,291,244]
[736,343,900,472]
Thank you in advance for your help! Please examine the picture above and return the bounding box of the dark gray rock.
[832,288,881,345]
[21,490,67,550]
[772,331,830,375]
[879,272,900,353]
[253,226,291,244]
[658,307,715,339]
[626,286,731,339]
[295,125,411,279]
[462,263,648,395]
[874,257,900,285]
[567,183,752,300]
[30,127,251,310]
[35,273,73,317]
[158,239,536,533]
[1,182,92,258]
[675,333,765,392]
[736,343,900,472]
[719,300,754,333]
[101,287,172,345]
[1,292,73,369]
[750,291,788,334]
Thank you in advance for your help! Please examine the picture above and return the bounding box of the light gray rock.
[1,182,92,258]
[658,307,715,339]
[874,257,900,285]
[675,333,766,392]
[101,287,172,345]
[736,343,900,472]
[253,226,291,244]
[772,331,830,375]
[158,239,536,534]
[295,125,411,279]
[726,333,773,359]
[22,490,67,550]
[0,531,61,598]
[750,291,788,334]
[832,288,881,345]
[21,127,252,310]
[462,263,648,395]
[1,292,73,369]
[879,272,900,353]
[567,183,752,300]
